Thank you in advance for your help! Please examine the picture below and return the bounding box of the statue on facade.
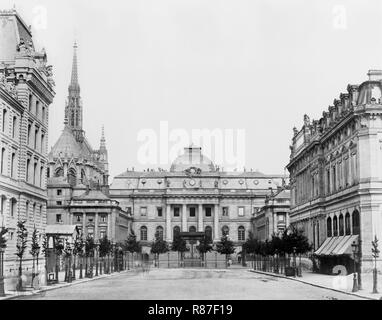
[214,180,218,188]
[303,114,310,127]
[293,127,298,136]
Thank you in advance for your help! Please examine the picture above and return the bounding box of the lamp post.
[357,239,362,290]
[351,241,358,292]
[67,245,72,283]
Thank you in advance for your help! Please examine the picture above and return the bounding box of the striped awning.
[314,235,359,256]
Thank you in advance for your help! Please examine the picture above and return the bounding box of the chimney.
[367,69,382,81]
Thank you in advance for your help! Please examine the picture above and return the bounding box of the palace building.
[0,9,55,281]
[109,145,287,255]
[46,43,132,243]
[287,70,382,274]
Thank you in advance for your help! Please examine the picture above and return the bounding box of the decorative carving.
[214,180,218,188]
[185,166,202,177]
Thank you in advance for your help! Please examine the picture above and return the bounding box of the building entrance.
[179,232,205,267]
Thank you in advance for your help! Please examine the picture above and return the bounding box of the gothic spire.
[69,41,80,94]
[100,125,106,150]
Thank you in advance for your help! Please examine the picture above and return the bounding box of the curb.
[1,269,132,300]
[248,269,379,300]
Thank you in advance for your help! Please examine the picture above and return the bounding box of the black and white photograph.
[0,0,382,308]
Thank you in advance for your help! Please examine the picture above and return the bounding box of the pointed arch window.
[352,210,360,235]
[345,212,351,235]
[339,214,344,236]
[327,217,332,237]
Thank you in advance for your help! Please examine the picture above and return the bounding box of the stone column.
[182,204,187,232]
[198,204,203,232]
[213,204,219,241]
[166,204,172,241]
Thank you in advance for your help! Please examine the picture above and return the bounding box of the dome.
[170,146,216,172]
[357,70,382,105]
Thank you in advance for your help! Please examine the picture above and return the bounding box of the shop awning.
[314,235,359,256]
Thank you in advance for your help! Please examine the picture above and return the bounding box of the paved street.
[16,268,363,300]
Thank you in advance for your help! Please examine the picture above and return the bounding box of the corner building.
[110,146,287,254]
[287,70,382,273]
[0,9,55,283]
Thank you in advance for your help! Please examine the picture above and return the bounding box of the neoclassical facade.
[287,70,382,273]
[251,188,290,241]
[0,9,55,280]
[110,146,287,254]
[46,44,131,243]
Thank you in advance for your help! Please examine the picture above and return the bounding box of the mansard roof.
[73,189,110,200]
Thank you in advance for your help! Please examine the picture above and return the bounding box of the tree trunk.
[17,257,23,291]
[79,256,83,279]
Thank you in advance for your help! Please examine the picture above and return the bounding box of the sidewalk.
[0,268,132,300]
[249,269,382,300]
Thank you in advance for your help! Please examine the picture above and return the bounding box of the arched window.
[54,167,63,177]
[327,217,332,237]
[11,153,16,178]
[238,226,245,241]
[189,226,196,233]
[81,169,87,184]
[26,201,29,219]
[339,214,344,236]
[205,226,212,243]
[156,226,164,240]
[352,210,360,235]
[140,226,147,241]
[173,226,180,241]
[33,162,37,185]
[333,216,338,236]
[12,116,17,138]
[345,212,351,235]
[222,225,229,237]
[40,166,44,187]
[67,168,76,186]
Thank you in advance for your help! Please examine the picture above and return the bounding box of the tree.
[371,235,379,294]
[53,237,64,283]
[196,235,212,265]
[151,232,169,266]
[63,239,73,282]
[215,235,235,267]
[84,236,95,277]
[29,227,40,283]
[73,233,84,279]
[171,233,188,265]
[41,234,49,284]
[124,231,141,269]
[15,220,28,291]
[99,235,112,273]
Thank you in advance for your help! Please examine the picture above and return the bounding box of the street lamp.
[95,241,99,277]
[0,248,5,297]
[351,241,358,292]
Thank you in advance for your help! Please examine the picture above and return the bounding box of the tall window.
[157,207,163,217]
[10,198,16,217]
[41,133,45,153]
[339,214,344,236]
[29,94,33,111]
[173,207,180,217]
[345,212,351,235]
[67,168,76,186]
[2,108,7,132]
[0,196,6,216]
[12,116,16,138]
[205,226,212,242]
[189,207,196,217]
[238,207,245,217]
[34,128,38,149]
[140,226,147,241]
[156,226,164,240]
[27,124,31,145]
[33,162,37,185]
[26,201,29,218]
[332,166,337,192]
[333,216,338,236]
[40,166,44,187]
[1,147,5,174]
[327,217,332,237]
[205,207,212,217]
[222,225,229,236]
[26,159,30,182]
[173,226,180,241]
[35,100,40,116]
[326,169,330,194]
[352,210,360,235]
[11,152,15,178]
[42,106,45,122]
[238,226,245,241]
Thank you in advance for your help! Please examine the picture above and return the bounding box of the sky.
[4,0,382,179]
